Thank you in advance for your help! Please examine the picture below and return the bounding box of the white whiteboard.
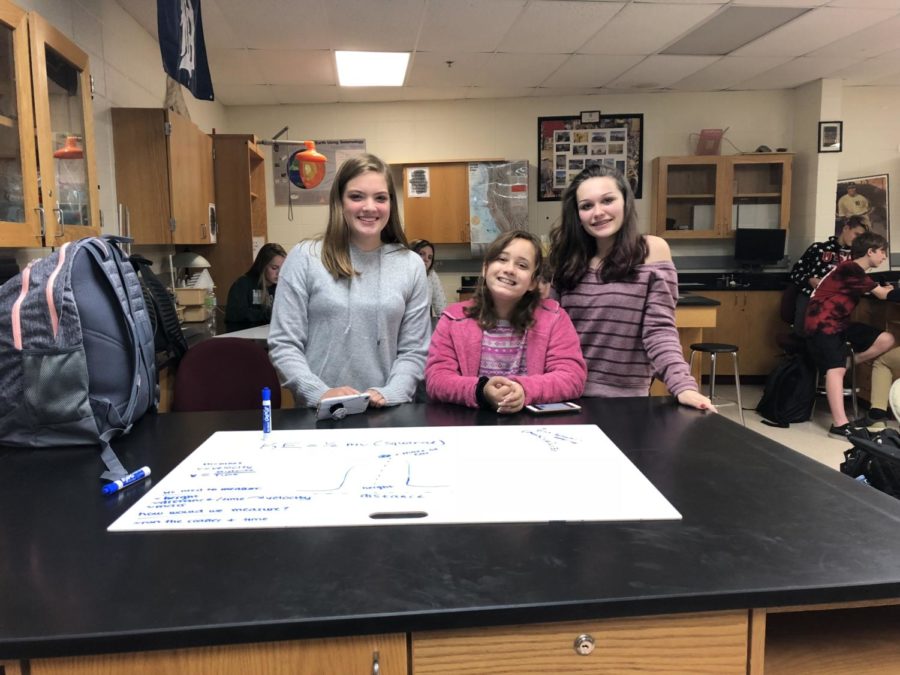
[108,425,680,532]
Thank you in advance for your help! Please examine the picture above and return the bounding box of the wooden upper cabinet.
[0,2,99,247]
[111,108,214,245]
[402,163,470,244]
[653,155,792,239]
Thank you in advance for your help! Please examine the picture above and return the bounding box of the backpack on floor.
[756,352,817,427]
[0,236,157,479]
[130,254,188,362]
[841,429,900,499]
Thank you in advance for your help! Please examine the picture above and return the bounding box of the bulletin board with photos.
[537,114,644,202]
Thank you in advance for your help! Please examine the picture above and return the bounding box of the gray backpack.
[0,236,157,479]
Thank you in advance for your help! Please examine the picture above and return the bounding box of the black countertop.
[4,399,900,659]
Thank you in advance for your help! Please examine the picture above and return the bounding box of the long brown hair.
[320,153,408,279]
[548,164,646,292]
[465,230,543,334]
[247,242,287,308]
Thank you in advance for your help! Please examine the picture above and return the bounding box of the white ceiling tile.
[608,55,719,89]
[213,0,333,50]
[213,84,280,106]
[827,49,900,85]
[407,53,493,87]
[338,87,410,103]
[474,53,569,88]
[195,0,243,49]
[207,49,264,86]
[416,0,527,52]
[542,54,644,87]
[399,86,478,101]
[828,0,900,8]
[733,7,899,57]
[269,84,341,105]
[579,3,722,55]
[326,0,425,52]
[671,55,792,90]
[465,86,540,99]
[731,55,860,89]
[806,14,900,58]
[730,0,827,6]
[245,50,336,86]
[866,72,900,85]
[496,0,624,54]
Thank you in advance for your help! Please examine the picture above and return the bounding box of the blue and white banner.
[157,0,214,101]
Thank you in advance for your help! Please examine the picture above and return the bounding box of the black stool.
[689,342,744,425]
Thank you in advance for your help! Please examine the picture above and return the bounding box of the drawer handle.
[573,633,595,655]
[372,649,380,675]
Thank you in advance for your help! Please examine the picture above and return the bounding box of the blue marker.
[262,387,272,436]
[102,466,151,495]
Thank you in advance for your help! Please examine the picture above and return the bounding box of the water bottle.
[205,287,217,336]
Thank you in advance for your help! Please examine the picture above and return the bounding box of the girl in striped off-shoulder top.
[547,164,715,412]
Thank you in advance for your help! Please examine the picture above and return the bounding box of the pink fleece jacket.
[425,299,587,408]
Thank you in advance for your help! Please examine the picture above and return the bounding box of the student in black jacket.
[224,243,287,332]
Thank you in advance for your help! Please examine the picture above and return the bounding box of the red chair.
[172,337,282,412]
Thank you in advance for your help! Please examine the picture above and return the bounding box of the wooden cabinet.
[413,611,749,674]
[401,163,469,243]
[0,2,100,247]
[653,155,792,239]
[199,133,268,323]
[698,290,783,376]
[28,633,406,675]
[111,108,214,245]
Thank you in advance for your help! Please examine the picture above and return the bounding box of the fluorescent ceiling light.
[336,51,410,87]
[662,7,808,56]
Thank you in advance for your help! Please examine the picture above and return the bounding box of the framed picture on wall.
[836,174,890,268]
[818,121,842,153]
[538,114,643,201]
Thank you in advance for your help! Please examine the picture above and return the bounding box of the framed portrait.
[836,174,890,269]
[538,114,643,201]
[818,121,842,153]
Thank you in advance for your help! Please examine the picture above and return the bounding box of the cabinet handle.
[53,207,64,238]
[201,223,208,240]
[372,649,380,675]
[573,633,595,655]
[35,207,45,237]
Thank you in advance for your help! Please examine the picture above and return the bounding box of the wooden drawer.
[413,610,748,674]
[29,633,406,675]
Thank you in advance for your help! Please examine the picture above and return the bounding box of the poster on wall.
[537,114,643,201]
[469,161,529,255]
[835,174,890,269]
[272,139,366,206]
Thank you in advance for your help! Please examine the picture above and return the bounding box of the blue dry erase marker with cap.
[262,387,272,436]
[102,466,151,495]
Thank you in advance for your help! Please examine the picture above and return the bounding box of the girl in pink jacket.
[425,230,586,413]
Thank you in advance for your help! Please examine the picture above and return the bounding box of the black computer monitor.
[734,228,786,268]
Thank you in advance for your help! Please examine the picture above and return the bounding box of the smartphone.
[316,393,370,420]
[524,401,582,415]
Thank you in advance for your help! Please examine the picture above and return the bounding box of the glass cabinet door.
[729,158,789,230]
[658,158,722,237]
[0,1,39,247]
[29,11,99,244]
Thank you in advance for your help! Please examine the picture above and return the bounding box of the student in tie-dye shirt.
[425,230,586,414]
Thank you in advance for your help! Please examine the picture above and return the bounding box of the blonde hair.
[320,154,408,279]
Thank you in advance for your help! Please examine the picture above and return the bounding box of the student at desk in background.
[804,231,898,439]
[410,238,447,318]
[789,216,868,333]
[425,230,586,413]
[224,243,286,333]
[547,164,714,412]
[268,153,431,408]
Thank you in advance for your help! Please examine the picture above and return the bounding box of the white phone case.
[316,393,371,420]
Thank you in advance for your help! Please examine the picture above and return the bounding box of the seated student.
[804,231,899,438]
[789,216,868,333]
[224,243,287,333]
[858,346,900,431]
[425,230,586,413]
[410,239,448,318]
